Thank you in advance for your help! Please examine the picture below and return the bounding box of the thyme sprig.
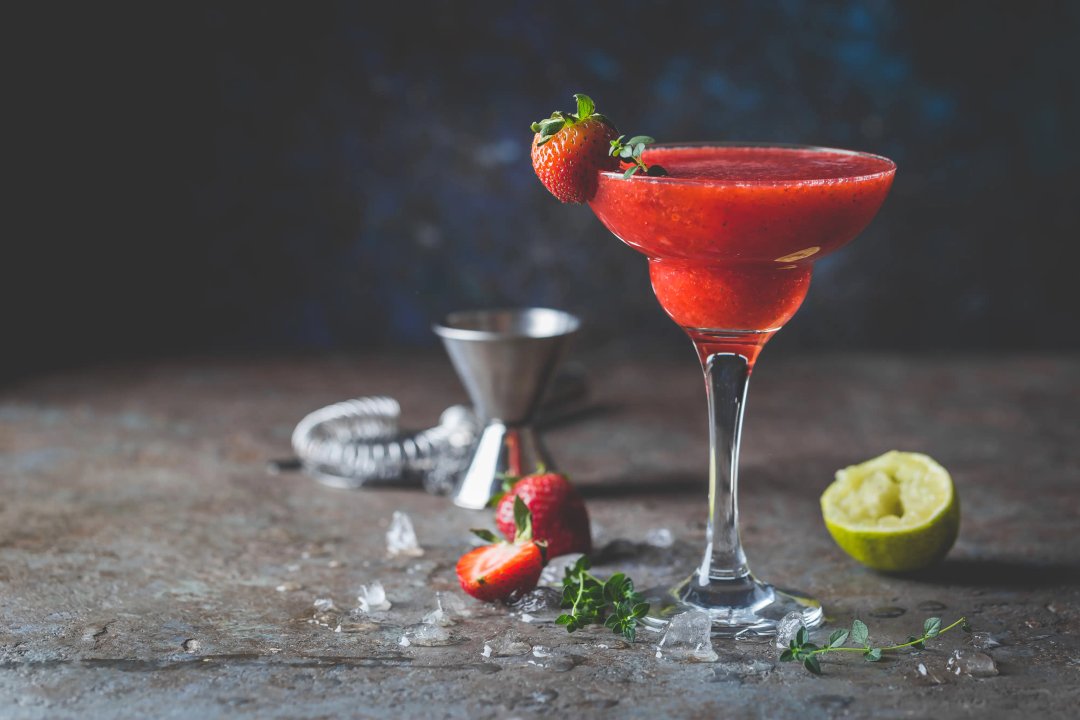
[555,556,649,642]
[782,616,970,675]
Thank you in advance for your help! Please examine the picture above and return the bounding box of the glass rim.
[597,141,897,186]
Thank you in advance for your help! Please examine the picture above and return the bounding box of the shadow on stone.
[900,558,1080,588]
[578,473,701,499]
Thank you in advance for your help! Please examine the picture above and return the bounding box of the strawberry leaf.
[573,93,595,120]
[470,528,499,543]
[513,496,533,543]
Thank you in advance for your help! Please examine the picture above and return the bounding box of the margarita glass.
[589,143,896,634]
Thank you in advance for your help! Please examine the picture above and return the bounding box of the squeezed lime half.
[821,451,959,572]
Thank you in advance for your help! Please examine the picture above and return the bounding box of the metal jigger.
[434,308,581,509]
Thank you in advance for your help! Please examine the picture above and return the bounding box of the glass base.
[641,573,823,638]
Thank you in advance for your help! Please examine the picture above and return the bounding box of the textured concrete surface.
[1,353,1078,719]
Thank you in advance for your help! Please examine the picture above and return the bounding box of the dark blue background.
[10,1,1079,378]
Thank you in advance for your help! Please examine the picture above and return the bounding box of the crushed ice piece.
[422,594,456,627]
[81,625,107,642]
[399,635,411,647]
[275,581,302,593]
[313,598,336,613]
[946,649,999,677]
[486,631,533,657]
[439,592,472,618]
[334,624,342,633]
[182,639,201,653]
[970,632,1004,650]
[405,622,454,647]
[644,528,674,548]
[509,587,563,622]
[357,582,392,613]
[656,610,718,663]
[327,559,344,568]
[482,644,493,658]
[532,646,553,658]
[530,689,558,705]
[386,511,424,557]
[775,611,806,650]
[539,554,584,586]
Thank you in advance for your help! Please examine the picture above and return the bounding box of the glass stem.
[697,351,751,585]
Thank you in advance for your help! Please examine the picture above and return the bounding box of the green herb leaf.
[907,635,926,650]
[538,117,565,137]
[795,627,809,646]
[864,647,882,662]
[625,135,654,146]
[573,93,595,120]
[804,655,822,674]
[623,166,640,179]
[469,528,499,543]
[923,617,941,638]
[828,629,849,648]
[851,619,869,646]
[512,496,532,542]
[779,649,795,662]
[558,556,649,644]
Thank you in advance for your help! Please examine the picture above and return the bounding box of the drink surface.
[589,145,895,263]
[587,144,895,365]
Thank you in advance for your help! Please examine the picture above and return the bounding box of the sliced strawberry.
[456,497,546,602]
[495,470,591,558]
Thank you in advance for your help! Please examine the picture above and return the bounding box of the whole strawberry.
[457,497,546,602]
[530,94,619,203]
[495,469,591,558]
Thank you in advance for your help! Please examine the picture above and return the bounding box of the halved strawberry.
[495,469,591,558]
[456,497,546,602]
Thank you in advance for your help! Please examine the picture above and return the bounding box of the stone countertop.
[1,353,1078,719]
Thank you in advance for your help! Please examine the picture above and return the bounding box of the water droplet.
[946,649,998,678]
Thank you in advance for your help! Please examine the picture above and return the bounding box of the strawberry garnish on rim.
[456,497,546,602]
[530,93,666,203]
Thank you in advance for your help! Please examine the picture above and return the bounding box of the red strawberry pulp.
[589,145,895,367]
